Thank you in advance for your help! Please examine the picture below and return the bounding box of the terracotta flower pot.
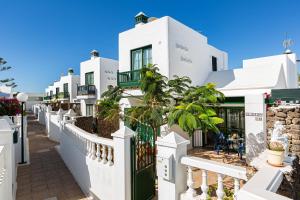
[267,149,284,166]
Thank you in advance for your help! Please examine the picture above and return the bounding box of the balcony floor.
[16,115,88,200]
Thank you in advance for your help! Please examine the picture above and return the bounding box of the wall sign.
[245,112,263,121]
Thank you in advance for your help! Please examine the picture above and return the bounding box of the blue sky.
[0,0,299,93]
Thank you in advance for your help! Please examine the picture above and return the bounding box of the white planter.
[267,149,284,166]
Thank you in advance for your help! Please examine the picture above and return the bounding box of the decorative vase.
[267,149,284,166]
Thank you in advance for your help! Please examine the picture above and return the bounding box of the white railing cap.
[157,131,190,148]
[181,156,248,180]
[65,123,114,147]
[0,119,14,132]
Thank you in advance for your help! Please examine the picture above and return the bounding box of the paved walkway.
[16,115,88,200]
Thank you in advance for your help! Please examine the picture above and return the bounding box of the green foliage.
[0,57,17,88]
[100,64,225,138]
[168,83,225,135]
[97,85,123,122]
[127,64,224,138]
[206,184,234,200]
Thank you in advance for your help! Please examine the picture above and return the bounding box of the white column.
[245,94,266,163]
[112,122,134,200]
[216,174,224,200]
[200,170,208,200]
[157,131,190,200]
[186,166,197,198]
[0,119,14,200]
[234,178,240,198]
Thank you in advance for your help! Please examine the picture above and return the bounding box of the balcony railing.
[43,96,52,101]
[117,69,141,88]
[77,85,96,96]
[57,92,70,99]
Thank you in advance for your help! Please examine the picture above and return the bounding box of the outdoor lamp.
[16,92,28,164]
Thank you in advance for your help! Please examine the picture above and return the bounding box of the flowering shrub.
[0,98,21,116]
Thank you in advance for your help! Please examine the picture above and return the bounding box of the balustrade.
[181,156,247,200]
[64,124,114,166]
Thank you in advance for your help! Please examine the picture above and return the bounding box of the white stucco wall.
[119,16,228,86]
[79,56,118,116]
[243,53,298,89]
[119,16,169,77]
[245,94,266,163]
[168,17,228,86]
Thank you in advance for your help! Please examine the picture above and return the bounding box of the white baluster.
[234,178,240,198]
[91,142,96,160]
[186,166,197,198]
[85,140,88,155]
[87,140,91,157]
[102,145,107,164]
[96,144,101,162]
[216,174,224,200]
[107,146,113,166]
[200,170,208,200]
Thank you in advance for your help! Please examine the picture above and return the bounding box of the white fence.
[59,123,115,199]
[0,119,16,200]
[37,105,294,200]
[180,156,247,200]
[42,105,134,200]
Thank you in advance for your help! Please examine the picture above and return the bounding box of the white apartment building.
[77,50,118,116]
[117,12,299,160]
[44,68,80,103]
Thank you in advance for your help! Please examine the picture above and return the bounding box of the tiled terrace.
[16,115,88,200]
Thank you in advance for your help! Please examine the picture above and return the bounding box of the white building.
[117,12,299,161]
[77,50,118,116]
[118,12,228,109]
[44,68,80,103]
[119,12,227,88]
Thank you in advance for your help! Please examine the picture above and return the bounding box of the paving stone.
[16,114,86,200]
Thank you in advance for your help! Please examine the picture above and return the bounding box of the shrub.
[0,98,21,116]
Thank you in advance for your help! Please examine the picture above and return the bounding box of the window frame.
[212,56,218,72]
[85,72,94,85]
[63,83,68,93]
[130,45,152,71]
[86,104,94,116]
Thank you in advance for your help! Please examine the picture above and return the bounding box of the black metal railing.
[117,69,141,88]
[77,85,96,96]
[57,92,70,99]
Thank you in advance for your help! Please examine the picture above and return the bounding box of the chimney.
[135,12,148,27]
[90,50,99,59]
[68,68,74,75]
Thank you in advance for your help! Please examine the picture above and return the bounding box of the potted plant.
[267,141,285,166]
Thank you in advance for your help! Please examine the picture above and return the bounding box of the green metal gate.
[131,123,156,200]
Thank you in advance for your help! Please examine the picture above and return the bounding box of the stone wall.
[267,105,300,157]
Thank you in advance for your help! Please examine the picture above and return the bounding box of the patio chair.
[237,141,245,160]
[214,132,230,155]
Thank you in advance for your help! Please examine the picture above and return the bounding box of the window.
[63,83,68,93]
[50,91,53,96]
[131,46,152,70]
[85,72,94,85]
[86,104,94,116]
[56,87,59,95]
[212,56,217,71]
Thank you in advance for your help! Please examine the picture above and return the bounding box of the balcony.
[57,92,70,100]
[117,69,141,88]
[77,85,96,99]
[43,96,52,101]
